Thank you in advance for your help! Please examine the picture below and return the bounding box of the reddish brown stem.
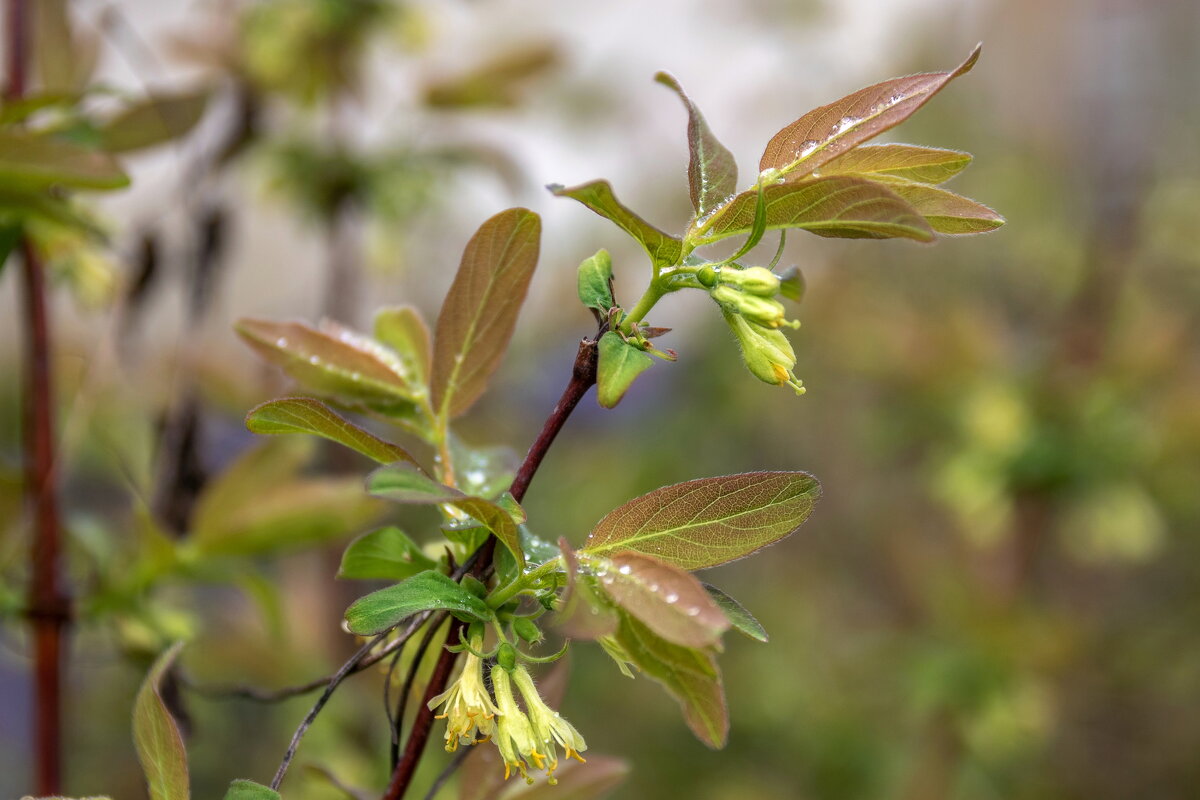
[8,0,69,794]
[382,337,599,800]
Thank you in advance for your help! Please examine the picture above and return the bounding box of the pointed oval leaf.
[872,176,1005,234]
[549,181,683,269]
[655,72,738,218]
[345,570,491,634]
[99,90,211,153]
[591,551,728,648]
[819,143,972,184]
[577,248,615,313]
[337,526,436,580]
[597,331,654,409]
[133,642,190,800]
[703,583,768,642]
[760,44,981,180]
[222,780,280,800]
[0,129,128,190]
[691,176,934,246]
[432,208,541,419]
[584,471,821,570]
[373,306,432,389]
[246,397,419,466]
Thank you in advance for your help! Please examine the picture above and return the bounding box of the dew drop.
[888,93,904,106]
[617,564,632,575]
[648,583,660,593]
[600,575,614,586]
[275,337,289,348]
[664,592,679,604]
[308,355,321,365]
[795,140,820,159]
[686,607,702,617]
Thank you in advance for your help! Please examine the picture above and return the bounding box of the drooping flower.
[722,308,806,394]
[427,649,499,752]
[510,665,587,782]
[490,664,545,783]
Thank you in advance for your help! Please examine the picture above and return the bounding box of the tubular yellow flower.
[490,665,543,783]
[511,665,587,783]
[723,309,806,394]
[426,650,499,752]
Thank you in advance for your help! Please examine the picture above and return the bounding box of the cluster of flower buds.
[697,264,806,394]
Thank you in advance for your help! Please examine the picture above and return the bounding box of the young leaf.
[613,612,728,748]
[690,176,934,246]
[133,642,190,800]
[432,208,541,419]
[344,570,491,634]
[236,319,418,406]
[0,129,129,190]
[703,584,768,642]
[592,551,729,648]
[577,248,615,313]
[871,176,1005,234]
[778,266,805,303]
[818,143,972,184]
[337,526,436,580]
[549,181,683,269]
[654,72,738,218]
[222,780,280,800]
[98,90,211,153]
[759,44,981,181]
[555,538,618,640]
[245,397,419,466]
[597,331,654,408]
[584,471,821,570]
[367,463,525,569]
[373,306,432,388]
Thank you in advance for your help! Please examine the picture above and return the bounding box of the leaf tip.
[956,43,983,77]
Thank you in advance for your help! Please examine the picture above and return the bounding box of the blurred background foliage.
[2,0,1199,799]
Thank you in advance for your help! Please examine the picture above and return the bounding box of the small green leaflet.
[133,643,190,800]
[337,526,436,581]
[245,397,419,466]
[577,248,615,313]
[870,175,1005,234]
[344,570,491,634]
[221,780,280,800]
[703,583,768,642]
[373,306,432,389]
[597,331,653,409]
[550,181,683,270]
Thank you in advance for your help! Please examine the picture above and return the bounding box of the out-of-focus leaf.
[98,90,211,153]
[133,643,190,800]
[591,551,728,648]
[819,143,972,184]
[577,249,614,313]
[373,306,432,389]
[236,318,420,411]
[584,471,821,570]
[555,538,618,641]
[450,438,520,500]
[367,463,524,569]
[424,44,558,109]
[702,584,768,642]
[759,44,981,180]
[873,176,1005,234]
[35,0,97,92]
[777,266,805,303]
[0,224,21,276]
[344,570,490,634]
[338,526,436,581]
[0,130,128,190]
[0,188,103,235]
[613,612,728,748]
[221,780,279,800]
[690,176,934,245]
[550,181,683,269]
[191,438,308,535]
[596,332,653,409]
[655,72,738,219]
[431,208,541,419]
[499,754,629,799]
[0,91,80,124]
[245,397,419,466]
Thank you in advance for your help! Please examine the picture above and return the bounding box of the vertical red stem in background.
[8,0,69,793]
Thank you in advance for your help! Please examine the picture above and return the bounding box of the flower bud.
[512,616,543,644]
[696,264,718,287]
[721,266,780,296]
[724,310,805,394]
[497,641,518,671]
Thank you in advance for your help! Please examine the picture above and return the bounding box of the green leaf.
[759,44,981,181]
[819,143,972,184]
[590,551,728,648]
[613,612,728,748]
[654,72,738,219]
[596,331,653,409]
[236,319,421,411]
[584,471,821,570]
[245,397,419,466]
[98,90,211,153]
[373,306,432,389]
[0,130,128,190]
[0,187,103,235]
[576,248,615,313]
[133,642,190,800]
[703,584,768,642]
[222,780,280,800]
[338,526,436,580]
[690,176,934,246]
[367,464,525,569]
[778,266,805,303]
[871,176,1005,234]
[431,207,541,419]
[344,570,491,634]
[550,181,683,269]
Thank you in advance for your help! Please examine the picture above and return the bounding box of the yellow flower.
[427,651,499,752]
[490,665,544,783]
[723,309,805,394]
[511,665,587,782]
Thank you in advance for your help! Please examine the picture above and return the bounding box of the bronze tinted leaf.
[593,551,729,648]
[584,471,820,570]
[432,208,541,419]
[818,143,972,184]
[760,45,981,180]
[99,90,211,153]
[550,181,683,269]
[0,129,128,190]
[373,306,432,388]
[245,397,419,466]
[873,176,1005,234]
[133,643,190,800]
[655,72,738,218]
